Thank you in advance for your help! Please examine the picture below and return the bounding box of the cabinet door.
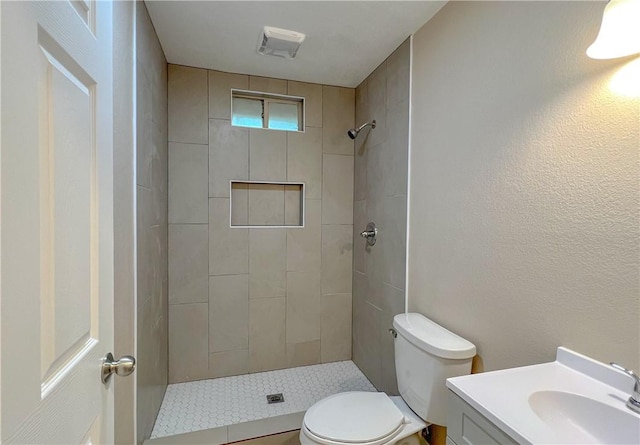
[447,391,518,445]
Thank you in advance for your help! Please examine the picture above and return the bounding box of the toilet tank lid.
[393,313,476,360]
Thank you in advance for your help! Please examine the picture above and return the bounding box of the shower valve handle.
[360,222,377,246]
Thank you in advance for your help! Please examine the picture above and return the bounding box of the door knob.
[101,352,136,384]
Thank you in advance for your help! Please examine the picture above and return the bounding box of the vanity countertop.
[446,347,640,444]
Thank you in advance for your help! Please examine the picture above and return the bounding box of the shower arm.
[356,121,376,132]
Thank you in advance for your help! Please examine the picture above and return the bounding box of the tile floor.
[151,360,376,439]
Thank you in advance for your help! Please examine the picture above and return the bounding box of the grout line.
[167,141,208,147]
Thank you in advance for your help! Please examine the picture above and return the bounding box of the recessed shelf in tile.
[230,181,304,228]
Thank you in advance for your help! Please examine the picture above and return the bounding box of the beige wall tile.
[383,195,407,290]
[354,80,369,159]
[249,76,287,94]
[386,39,411,108]
[249,229,286,298]
[355,79,369,131]
[151,126,168,226]
[231,182,249,226]
[384,100,409,198]
[322,154,354,224]
[248,184,285,226]
[137,186,153,308]
[209,274,249,352]
[353,200,367,275]
[323,86,355,155]
[137,300,164,441]
[379,283,404,395]
[168,65,208,144]
[209,349,249,379]
[366,63,387,148]
[287,127,322,199]
[169,224,208,304]
[168,143,208,223]
[209,198,249,275]
[353,299,382,389]
[209,70,248,119]
[250,129,287,181]
[321,224,353,294]
[137,74,153,189]
[169,303,209,383]
[288,81,322,128]
[287,340,321,368]
[166,72,359,382]
[209,119,249,198]
[286,271,321,344]
[354,144,367,201]
[287,199,321,272]
[135,7,168,438]
[249,298,286,372]
[284,185,303,226]
[321,293,352,362]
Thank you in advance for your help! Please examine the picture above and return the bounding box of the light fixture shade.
[587,0,640,59]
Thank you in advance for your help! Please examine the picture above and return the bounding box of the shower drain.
[266,393,285,404]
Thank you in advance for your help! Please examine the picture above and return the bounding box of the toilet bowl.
[299,392,424,445]
[299,313,476,445]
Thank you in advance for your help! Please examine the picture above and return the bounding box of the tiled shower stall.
[166,66,356,382]
[133,17,411,439]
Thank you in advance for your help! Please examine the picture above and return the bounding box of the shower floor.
[150,360,376,439]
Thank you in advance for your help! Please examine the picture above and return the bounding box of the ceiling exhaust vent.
[257,26,306,59]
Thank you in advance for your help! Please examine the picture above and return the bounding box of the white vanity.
[446,347,640,445]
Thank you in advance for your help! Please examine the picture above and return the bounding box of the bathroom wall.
[409,1,639,371]
[113,1,136,443]
[352,40,411,394]
[167,66,355,383]
[135,2,168,443]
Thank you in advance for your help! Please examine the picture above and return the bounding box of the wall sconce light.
[587,0,640,59]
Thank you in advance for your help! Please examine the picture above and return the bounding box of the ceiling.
[145,1,446,88]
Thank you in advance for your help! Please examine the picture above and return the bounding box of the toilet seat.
[302,392,406,445]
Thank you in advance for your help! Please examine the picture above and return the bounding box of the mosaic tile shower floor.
[151,360,376,439]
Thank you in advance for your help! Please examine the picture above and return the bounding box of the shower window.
[231,89,304,132]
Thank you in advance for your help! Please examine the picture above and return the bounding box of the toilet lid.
[303,392,405,444]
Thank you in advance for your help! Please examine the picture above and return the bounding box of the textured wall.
[352,39,411,394]
[135,2,168,443]
[167,66,355,383]
[409,1,640,371]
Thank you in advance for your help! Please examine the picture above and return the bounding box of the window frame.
[231,89,305,132]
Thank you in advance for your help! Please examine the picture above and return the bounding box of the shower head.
[347,120,376,139]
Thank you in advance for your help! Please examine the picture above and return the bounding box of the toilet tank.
[393,313,476,426]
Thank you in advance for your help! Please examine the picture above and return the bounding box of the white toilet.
[300,312,476,445]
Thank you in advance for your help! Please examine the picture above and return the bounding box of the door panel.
[1,1,114,443]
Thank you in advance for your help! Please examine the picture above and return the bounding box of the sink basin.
[529,390,640,444]
[447,347,640,445]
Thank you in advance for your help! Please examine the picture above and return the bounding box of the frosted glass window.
[231,90,303,132]
[268,102,299,131]
[231,97,263,128]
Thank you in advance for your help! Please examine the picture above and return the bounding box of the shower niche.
[230,180,305,228]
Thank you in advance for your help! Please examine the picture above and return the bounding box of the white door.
[1,1,115,443]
